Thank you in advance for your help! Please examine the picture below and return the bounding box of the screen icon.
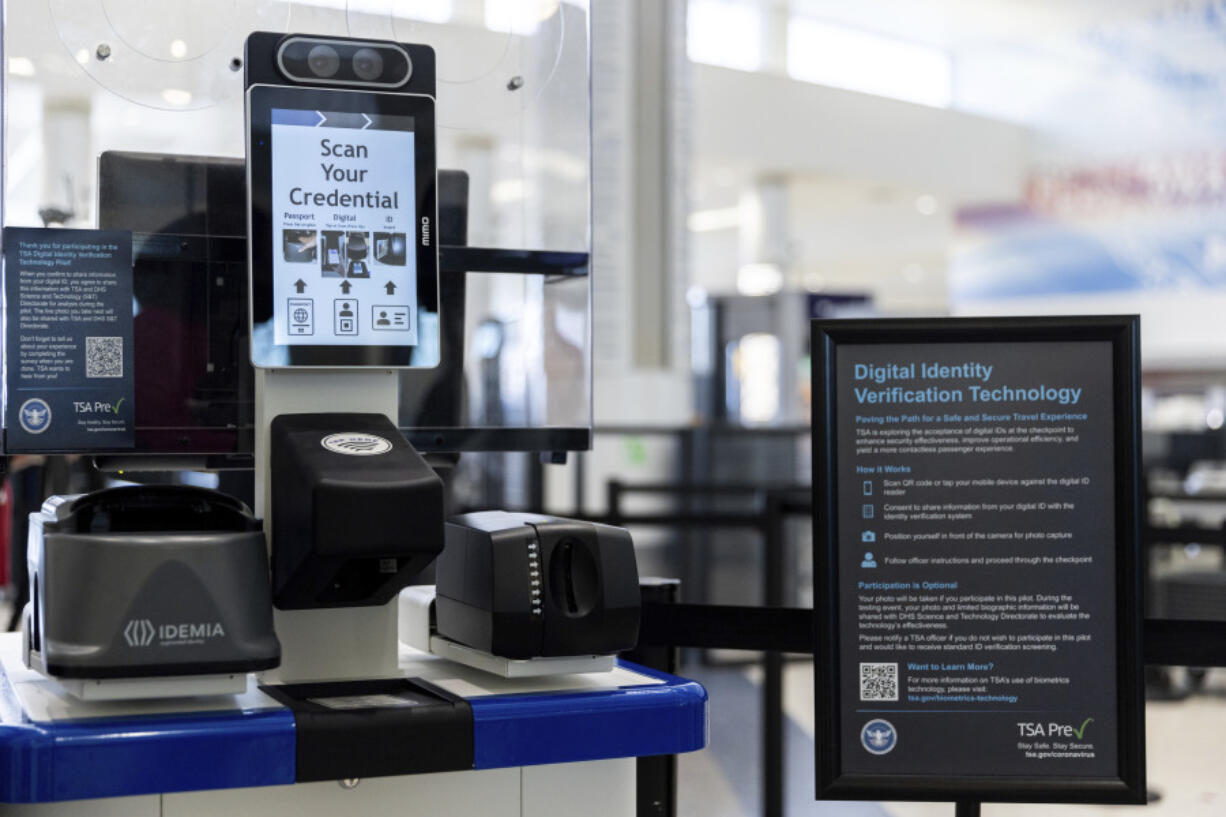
[862,504,874,519]
[288,298,314,335]
[334,299,359,335]
[372,304,411,331]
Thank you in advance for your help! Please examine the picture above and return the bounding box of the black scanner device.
[270,413,444,609]
[24,484,280,680]
[435,511,641,659]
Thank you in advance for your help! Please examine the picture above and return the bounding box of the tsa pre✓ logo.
[861,719,897,755]
[18,398,51,434]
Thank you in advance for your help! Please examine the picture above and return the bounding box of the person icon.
[340,302,354,318]
[377,310,391,327]
[861,552,877,569]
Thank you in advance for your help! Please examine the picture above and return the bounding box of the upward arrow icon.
[340,280,352,294]
[385,281,396,295]
[294,279,307,293]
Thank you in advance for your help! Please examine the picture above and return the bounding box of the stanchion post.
[762,492,786,817]
[627,578,682,817]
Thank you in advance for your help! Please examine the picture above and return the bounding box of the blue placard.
[3,227,135,451]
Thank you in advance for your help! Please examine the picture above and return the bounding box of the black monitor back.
[95,151,467,462]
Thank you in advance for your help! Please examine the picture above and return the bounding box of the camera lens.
[352,47,384,81]
[307,44,340,78]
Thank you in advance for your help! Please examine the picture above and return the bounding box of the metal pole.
[762,492,786,817]
[574,451,586,517]
[627,579,682,817]
[955,801,981,817]
[607,479,623,526]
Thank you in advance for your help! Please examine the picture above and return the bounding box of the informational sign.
[812,317,1144,804]
[270,108,418,347]
[3,228,135,452]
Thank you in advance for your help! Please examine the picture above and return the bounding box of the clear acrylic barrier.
[461,271,588,426]
[2,0,592,455]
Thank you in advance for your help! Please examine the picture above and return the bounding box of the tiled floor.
[678,660,1226,817]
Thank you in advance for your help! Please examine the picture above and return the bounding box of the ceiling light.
[737,263,784,296]
[8,57,35,77]
[688,207,742,232]
[490,179,526,204]
[161,88,193,107]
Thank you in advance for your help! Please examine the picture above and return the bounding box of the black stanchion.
[625,578,682,817]
[762,494,787,817]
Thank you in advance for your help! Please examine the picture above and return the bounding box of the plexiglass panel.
[2,0,592,455]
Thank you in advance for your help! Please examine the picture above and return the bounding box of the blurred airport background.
[5,1,1226,815]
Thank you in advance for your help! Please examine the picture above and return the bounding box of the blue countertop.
[0,638,707,803]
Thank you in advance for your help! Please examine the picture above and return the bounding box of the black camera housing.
[270,413,445,610]
[245,32,435,96]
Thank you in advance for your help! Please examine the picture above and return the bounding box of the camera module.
[276,37,412,88]
[307,44,340,78]
[352,48,384,81]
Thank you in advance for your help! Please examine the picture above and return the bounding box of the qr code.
[860,662,898,701]
[85,336,123,378]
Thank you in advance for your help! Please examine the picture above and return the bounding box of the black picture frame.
[811,315,1145,804]
[246,83,439,368]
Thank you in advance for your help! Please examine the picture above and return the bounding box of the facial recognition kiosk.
[0,7,706,815]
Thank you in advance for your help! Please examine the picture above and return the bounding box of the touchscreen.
[270,108,418,346]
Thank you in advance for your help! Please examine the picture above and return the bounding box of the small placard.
[812,316,1145,804]
[4,228,135,451]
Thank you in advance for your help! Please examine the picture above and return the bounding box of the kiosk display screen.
[247,84,438,368]
[812,317,1145,804]
[271,108,417,346]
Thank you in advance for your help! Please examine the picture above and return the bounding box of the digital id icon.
[288,298,314,336]
[334,300,359,335]
[372,304,411,331]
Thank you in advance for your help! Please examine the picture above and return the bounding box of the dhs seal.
[321,433,394,456]
[18,398,52,434]
[861,719,897,755]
